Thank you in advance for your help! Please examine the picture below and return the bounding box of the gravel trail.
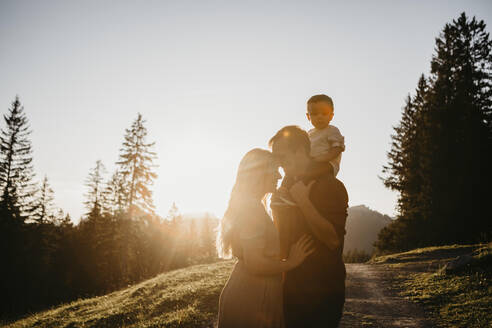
[339,263,433,328]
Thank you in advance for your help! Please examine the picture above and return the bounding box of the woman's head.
[216,148,280,258]
[233,148,280,197]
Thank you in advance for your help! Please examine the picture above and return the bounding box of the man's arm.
[289,181,340,250]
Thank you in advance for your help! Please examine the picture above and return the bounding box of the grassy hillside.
[2,261,235,328]
[372,243,491,328]
[4,244,490,328]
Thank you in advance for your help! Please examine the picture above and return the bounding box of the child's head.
[306,94,334,129]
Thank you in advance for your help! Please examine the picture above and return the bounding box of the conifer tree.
[380,76,432,249]
[116,113,158,215]
[32,175,56,224]
[424,13,492,243]
[59,212,73,227]
[378,13,492,252]
[200,213,216,259]
[166,202,180,222]
[0,96,37,221]
[103,170,128,215]
[84,160,106,217]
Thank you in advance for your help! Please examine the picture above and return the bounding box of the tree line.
[0,100,217,320]
[376,13,492,253]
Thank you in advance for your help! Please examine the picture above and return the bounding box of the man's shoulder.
[315,173,346,189]
[312,174,348,203]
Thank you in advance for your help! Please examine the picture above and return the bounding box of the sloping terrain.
[370,243,491,328]
[3,261,234,328]
[4,244,490,328]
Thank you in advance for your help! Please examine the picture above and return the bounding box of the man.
[269,125,348,328]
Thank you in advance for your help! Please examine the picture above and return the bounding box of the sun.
[153,136,239,219]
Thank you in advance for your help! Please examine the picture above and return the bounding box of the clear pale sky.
[1,1,491,223]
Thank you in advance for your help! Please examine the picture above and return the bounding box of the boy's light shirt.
[308,124,345,177]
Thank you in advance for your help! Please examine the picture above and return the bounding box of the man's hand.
[289,180,315,206]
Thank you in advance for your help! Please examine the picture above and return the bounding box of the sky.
[0,0,491,223]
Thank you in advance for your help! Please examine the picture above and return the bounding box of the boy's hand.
[289,180,315,206]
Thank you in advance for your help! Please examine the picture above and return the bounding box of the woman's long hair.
[216,148,274,259]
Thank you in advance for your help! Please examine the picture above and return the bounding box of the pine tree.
[166,202,180,222]
[84,160,106,217]
[32,175,56,224]
[380,76,431,249]
[0,96,37,221]
[116,113,158,215]
[187,218,197,260]
[424,13,492,243]
[103,170,128,215]
[59,212,73,227]
[378,13,492,252]
[200,213,216,259]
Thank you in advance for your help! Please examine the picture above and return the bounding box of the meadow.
[3,261,234,328]
[4,243,490,328]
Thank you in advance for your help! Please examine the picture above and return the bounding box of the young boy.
[270,94,345,208]
[305,94,345,178]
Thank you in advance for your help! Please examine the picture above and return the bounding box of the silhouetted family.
[217,94,348,328]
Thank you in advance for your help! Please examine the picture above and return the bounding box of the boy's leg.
[302,161,334,183]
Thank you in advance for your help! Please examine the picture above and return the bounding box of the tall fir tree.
[32,175,56,224]
[84,160,106,218]
[200,213,216,259]
[378,13,492,252]
[424,13,492,244]
[102,170,128,215]
[116,113,158,215]
[0,96,37,221]
[166,202,180,222]
[380,76,431,250]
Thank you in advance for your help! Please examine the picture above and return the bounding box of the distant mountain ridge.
[344,205,392,255]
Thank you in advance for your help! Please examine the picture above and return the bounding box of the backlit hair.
[268,125,311,156]
[216,148,274,259]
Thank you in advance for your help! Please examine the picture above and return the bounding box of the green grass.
[4,244,490,328]
[2,261,235,328]
[370,243,480,264]
[373,244,492,328]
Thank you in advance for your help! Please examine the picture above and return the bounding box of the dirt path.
[339,264,433,328]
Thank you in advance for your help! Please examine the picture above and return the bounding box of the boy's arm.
[314,125,345,163]
[313,146,344,163]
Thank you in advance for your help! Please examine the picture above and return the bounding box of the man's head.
[268,125,311,177]
[306,94,334,129]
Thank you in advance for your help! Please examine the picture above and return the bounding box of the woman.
[217,148,314,328]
